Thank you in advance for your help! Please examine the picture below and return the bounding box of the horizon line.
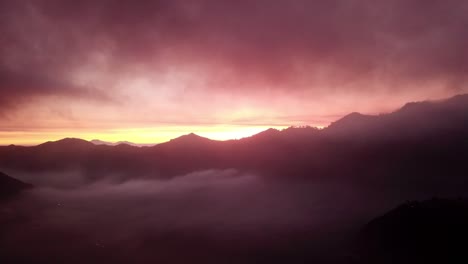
[1,125,323,147]
[2,93,466,147]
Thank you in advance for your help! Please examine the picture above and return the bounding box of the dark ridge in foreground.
[359,198,468,264]
[0,171,32,200]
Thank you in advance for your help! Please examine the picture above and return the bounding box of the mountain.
[166,133,213,145]
[91,139,155,147]
[326,112,377,134]
[326,94,468,140]
[0,94,467,190]
[90,139,116,145]
[1,95,468,264]
[0,171,32,200]
[37,137,95,151]
[359,198,468,263]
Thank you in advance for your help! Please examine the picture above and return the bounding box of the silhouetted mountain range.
[327,94,468,140]
[1,94,467,193]
[1,94,468,264]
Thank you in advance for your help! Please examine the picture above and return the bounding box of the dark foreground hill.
[358,198,468,264]
[0,171,32,200]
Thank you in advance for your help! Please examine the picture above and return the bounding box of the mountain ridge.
[0,93,467,184]
[6,93,467,147]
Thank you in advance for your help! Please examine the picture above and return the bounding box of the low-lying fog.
[0,169,416,263]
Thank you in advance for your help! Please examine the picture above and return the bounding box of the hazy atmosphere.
[1,0,468,144]
[1,1,468,263]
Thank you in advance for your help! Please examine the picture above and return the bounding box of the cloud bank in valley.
[0,168,376,262]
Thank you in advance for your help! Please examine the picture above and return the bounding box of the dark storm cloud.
[1,0,467,112]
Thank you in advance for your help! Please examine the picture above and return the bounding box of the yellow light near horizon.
[196,126,286,140]
[0,125,289,146]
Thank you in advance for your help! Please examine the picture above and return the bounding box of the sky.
[1,0,467,145]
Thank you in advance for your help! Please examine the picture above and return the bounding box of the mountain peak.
[260,128,280,134]
[38,138,94,148]
[342,111,365,119]
[169,133,210,143]
[154,132,213,149]
[251,128,280,137]
[327,112,372,128]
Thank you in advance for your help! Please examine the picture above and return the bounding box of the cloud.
[2,164,452,262]
[1,0,467,123]
[1,169,374,263]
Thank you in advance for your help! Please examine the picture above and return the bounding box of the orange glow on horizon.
[0,125,290,146]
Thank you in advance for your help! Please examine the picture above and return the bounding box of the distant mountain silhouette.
[91,139,154,147]
[167,133,212,145]
[359,198,468,263]
[0,93,467,193]
[0,171,32,200]
[38,137,95,150]
[326,94,468,140]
